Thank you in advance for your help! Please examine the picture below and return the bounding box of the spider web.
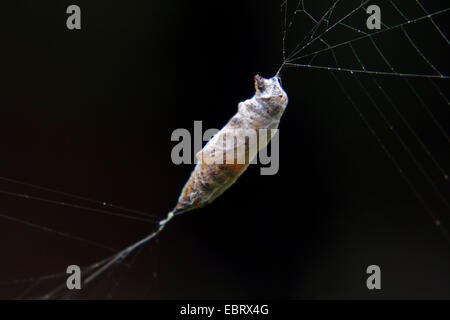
[280,0,449,239]
[0,0,448,299]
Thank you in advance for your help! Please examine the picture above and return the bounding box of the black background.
[0,1,449,299]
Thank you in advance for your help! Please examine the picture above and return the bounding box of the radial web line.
[285,64,448,79]
[368,6,449,142]
[387,0,449,108]
[364,35,449,181]
[0,212,116,252]
[105,246,146,299]
[415,0,449,44]
[0,255,114,286]
[285,0,343,62]
[328,68,449,242]
[42,217,172,299]
[281,1,450,242]
[288,5,448,61]
[286,8,450,79]
[3,206,181,298]
[284,1,450,144]
[286,0,371,60]
[346,43,449,209]
[0,176,158,219]
[0,189,158,224]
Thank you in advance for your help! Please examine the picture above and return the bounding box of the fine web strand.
[0,188,158,224]
[285,8,450,78]
[0,205,180,299]
[279,0,449,241]
[0,176,158,220]
[40,211,176,299]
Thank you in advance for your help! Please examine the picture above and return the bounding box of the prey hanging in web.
[79,74,289,287]
[160,74,289,224]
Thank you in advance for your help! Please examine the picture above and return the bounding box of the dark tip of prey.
[254,74,265,92]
